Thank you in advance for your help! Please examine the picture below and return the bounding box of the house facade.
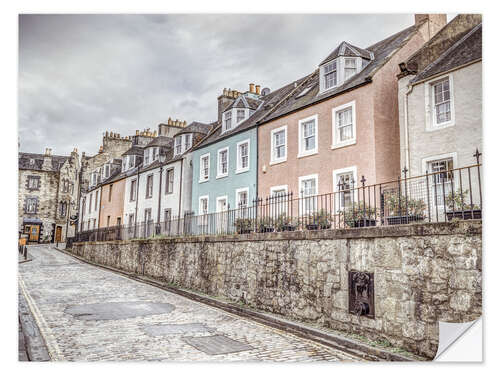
[397,15,482,213]
[256,14,447,208]
[190,83,298,215]
[18,148,80,242]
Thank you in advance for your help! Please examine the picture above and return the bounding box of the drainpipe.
[97,186,102,228]
[134,166,140,237]
[403,82,414,176]
[255,128,259,202]
[157,165,163,230]
[177,157,184,234]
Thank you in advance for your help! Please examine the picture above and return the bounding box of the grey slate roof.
[260,24,418,124]
[122,145,145,156]
[320,41,373,65]
[411,23,482,83]
[18,152,69,172]
[225,96,263,111]
[176,121,213,136]
[144,136,173,148]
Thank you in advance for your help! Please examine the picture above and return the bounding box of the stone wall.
[70,220,482,358]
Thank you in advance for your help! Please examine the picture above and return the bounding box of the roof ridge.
[413,23,482,81]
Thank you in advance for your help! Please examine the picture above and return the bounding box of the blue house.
[191,83,297,216]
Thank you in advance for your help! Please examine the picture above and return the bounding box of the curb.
[56,246,422,362]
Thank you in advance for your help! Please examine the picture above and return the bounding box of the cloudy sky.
[20,14,423,156]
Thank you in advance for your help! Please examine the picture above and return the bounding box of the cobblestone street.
[18,245,363,362]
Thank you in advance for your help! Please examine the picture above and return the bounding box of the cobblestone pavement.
[18,245,364,362]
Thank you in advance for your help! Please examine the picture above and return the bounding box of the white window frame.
[235,187,249,208]
[216,195,228,212]
[184,134,192,151]
[332,166,358,209]
[223,111,232,132]
[199,195,209,215]
[199,153,210,183]
[217,147,229,179]
[331,100,357,149]
[297,114,319,158]
[270,125,287,165]
[270,185,288,196]
[424,73,455,131]
[421,152,458,208]
[174,136,182,156]
[236,139,250,174]
[299,174,319,215]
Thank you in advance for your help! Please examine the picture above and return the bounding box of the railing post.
[425,170,431,222]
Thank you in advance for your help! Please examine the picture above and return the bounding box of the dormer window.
[324,60,337,90]
[184,134,192,151]
[344,58,357,80]
[175,137,182,155]
[104,164,110,179]
[224,111,232,131]
[236,109,245,123]
[152,147,158,161]
[128,155,135,169]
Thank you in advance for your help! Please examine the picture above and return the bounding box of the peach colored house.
[99,176,126,228]
[257,15,447,205]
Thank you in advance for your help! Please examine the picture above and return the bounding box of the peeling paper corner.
[434,317,483,362]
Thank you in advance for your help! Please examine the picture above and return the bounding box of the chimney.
[153,130,157,137]
[136,130,139,136]
[44,147,52,156]
[255,85,261,95]
[42,148,52,170]
[99,146,103,153]
[415,14,447,39]
[249,83,255,93]
[217,87,237,123]
[105,131,109,137]
[183,120,187,127]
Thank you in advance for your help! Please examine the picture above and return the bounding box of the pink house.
[257,15,447,207]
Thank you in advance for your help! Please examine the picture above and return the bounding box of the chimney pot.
[255,85,261,95]
[249,83,255,93]
[183,120,187,127]
[153,130,157,137]
[136,130,139,135]
[105,131,109,137]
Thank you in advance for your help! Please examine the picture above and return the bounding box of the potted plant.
[256,217,274,233]
[275,214,297,232]
[445,189,481,220]
[342,202,377,228]
[235,218,253,234]
[384,191,426,225]
[305,209,331,230]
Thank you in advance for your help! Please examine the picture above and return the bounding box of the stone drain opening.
[65,301,175,320]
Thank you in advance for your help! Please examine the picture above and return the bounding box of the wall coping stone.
[74,220,482,247]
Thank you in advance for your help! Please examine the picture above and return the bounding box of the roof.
[122,145,145,156]
[176,121,213,136]
[144,136,173,148]
[224,96,263,111]
[18,152,69,172]
[193,77,307,150]
[260,24,418,124]
[411,23,482,83]
[320,41,373,65]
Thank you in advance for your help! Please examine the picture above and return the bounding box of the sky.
[19,14,423,156]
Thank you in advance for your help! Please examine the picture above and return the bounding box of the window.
[199,196,209,215]
[344,58,357,80]
[428,158,454,206]
[174,136,182,155]
[271,126,287,164]
[333,166,358,209]
[270,185,288,215]
[130,179,137,202]
[128,155,134,169]
[236,140,249,173]
[217,148,229,178]
[95,190,99,210]
[144,150,150,165]
[165,168,174,194]
[89,193,93,213]
[433,78,451,125]
[324,60,337,90]
[224,111,232,132]
[184,134,192,151]
[200,154,210,182]
[82,197,86,215]
[298,115,318,157]
[236,188,249,209]
[27,176,40,190]
[26,197,37,213]
[299,175,318,214]
[332,101,356,148]
[59,202,67,217]
[152,147,158,161]
[146,175,153,198]
[236,109,245,123]
[108,184,113,202]
[129,213,135,226]
[104,164,110,179]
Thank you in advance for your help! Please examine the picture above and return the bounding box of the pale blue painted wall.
[191,128,257,214]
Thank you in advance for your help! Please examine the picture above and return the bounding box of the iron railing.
[71,163,482,243]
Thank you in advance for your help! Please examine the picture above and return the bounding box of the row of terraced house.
[19,13,481,243]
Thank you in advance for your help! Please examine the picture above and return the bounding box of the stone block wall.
[70,220,482,358]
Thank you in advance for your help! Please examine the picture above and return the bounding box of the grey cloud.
[19,14,417,156]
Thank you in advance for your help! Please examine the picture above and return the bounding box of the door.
[28,225,40,242]
[55,226,62,242]
[216,197,227,233]
[144,209,152,237]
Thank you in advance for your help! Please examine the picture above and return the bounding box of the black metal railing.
[70,163,482,244]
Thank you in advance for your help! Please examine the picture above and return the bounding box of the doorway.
[55,226,62,242]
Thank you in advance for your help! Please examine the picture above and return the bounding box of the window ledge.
[331,140,356,150]
[216,174,228,180]
[426,121,456,132]
[297,151,318,159]
[269,158,287,166]
[198,178,210,184]
[235,168,249,175]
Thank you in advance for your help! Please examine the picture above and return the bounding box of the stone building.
[18,147,80,243]
[397,14,482,214]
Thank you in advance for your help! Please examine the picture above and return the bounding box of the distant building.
[18,147,80,243]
